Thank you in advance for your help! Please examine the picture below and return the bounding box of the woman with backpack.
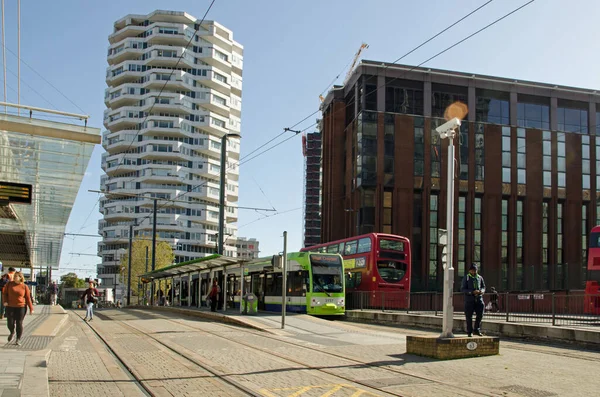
[2,271,34,346]
[81,282,99,321]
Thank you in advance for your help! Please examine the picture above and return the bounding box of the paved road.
[48,309,600,396]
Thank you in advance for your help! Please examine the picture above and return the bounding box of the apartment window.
[214,72,227,84]
[214,49,228,62]
[557,133,566,188]
[475,124,485,180]
[459,123,468,180]
[582,135,591,189]
[557,202,564,289]
[357,112,377,187]
[517,128,526,184]
[211,118,226,128]
[502,126,511,183]
[557,105,588,134]
[473,197,482,266]
[431,120,442,178]
[213,95,227,106]
[414,117,424,176]
[458,196,467,276]
[582,204,588,288]
[364,75,378,111]
[429,194,439,287]
[543,131,552,187]
[475,89,509,125]
[501,199,509,290]
[359,189,375,234]
[432,86,467,118]
[516,199,524,290]
[384,114,394,186]
[542,201,549,290]
[517,99,550,129]
[383,191,393,234]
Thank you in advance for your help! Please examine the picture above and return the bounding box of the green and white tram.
[243,252,345,316]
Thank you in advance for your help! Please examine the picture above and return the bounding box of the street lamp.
[435,117,461,339]
[218,133,241,255]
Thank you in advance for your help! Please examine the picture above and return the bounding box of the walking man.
[49,282,58,306]
[461,263,486,337]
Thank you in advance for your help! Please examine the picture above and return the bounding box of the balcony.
[139,168,187,184]
[108,24,147,44]
[202,24,233,50]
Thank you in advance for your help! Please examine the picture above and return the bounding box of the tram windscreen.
[310,255,343,294]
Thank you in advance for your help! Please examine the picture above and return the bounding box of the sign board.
[466,341,478,351]
[0,182,32,204]
[343,257,366,270]
[517,294,530,300]
[533,294,544,300]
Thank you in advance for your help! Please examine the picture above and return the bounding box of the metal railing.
[346,291,600,327]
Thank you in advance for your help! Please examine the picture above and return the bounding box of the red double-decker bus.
[584,226,600,314]
[301,233,411,309]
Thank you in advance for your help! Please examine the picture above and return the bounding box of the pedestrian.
[2,271,34,346]
[461,263,486,337]
[49,282,58,306]
[209,279,220,312]
[81,282,99,321]
[488,286,499,313]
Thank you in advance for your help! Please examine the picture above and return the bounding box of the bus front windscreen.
[310,255,343,294]
[377,260,407,283]
[590,232,600,248]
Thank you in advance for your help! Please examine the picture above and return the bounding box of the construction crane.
[319,42,369,103]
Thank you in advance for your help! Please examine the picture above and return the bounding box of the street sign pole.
[282,231,287,329]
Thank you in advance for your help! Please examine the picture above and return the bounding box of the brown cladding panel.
[565,133,583,289]
[483,124,502,287]
[525,129,543,290]
[394,115,414,238]
[376,113,385,230]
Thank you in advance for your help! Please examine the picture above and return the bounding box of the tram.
[241,252,345,316]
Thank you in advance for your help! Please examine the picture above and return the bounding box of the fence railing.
[346,291,600,327]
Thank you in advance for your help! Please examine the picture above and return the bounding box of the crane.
[319,43,369,103]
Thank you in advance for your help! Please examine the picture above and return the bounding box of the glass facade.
[412,193,423,289]
[356,112,377,188]
[517,128,526,184]
[502,127,511,183]
[473,197,482,266]
[557,202,564,289]
[0,116,99,269]
[543,131,552,187]
[430,120,441,179]
[414,117,424,176]
[475,89,509,125]
[459,123,469,181]
[582,135,590,189]
[385,80,424,115]
[542,201,549,290]
[557,133,566,188]
[516,199,524,290]
[582,204,588,288]
[475,124,485,181]
[432,87,467,118]
[384,114,394,186]
[429,194,439,287]
[557,106,588,134]
[517,100,550,130]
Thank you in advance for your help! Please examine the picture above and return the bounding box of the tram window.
[287,271,308,296]
[357,238,372,254]
[265,273,282,296]
[344,240,358,255]
[345,272,362,288]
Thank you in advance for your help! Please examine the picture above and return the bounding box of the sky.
[1,0,599,280]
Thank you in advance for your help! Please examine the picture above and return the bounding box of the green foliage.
[119,239,175,296]
[60,272,86,288]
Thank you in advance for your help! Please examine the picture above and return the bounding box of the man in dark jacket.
[461,263,486,337]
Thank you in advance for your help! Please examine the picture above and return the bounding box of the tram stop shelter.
[0,104,100,295]
[140,254,249,309]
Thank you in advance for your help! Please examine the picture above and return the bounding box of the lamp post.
[436,117,461,339]
[218,133,241,255]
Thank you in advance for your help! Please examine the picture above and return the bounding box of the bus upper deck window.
[357,238,372,253]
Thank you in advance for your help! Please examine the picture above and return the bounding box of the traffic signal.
[271,254,282,268]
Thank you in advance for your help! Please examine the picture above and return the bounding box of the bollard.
[551,293,556,326]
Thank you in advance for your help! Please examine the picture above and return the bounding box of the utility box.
[242,293,258,315]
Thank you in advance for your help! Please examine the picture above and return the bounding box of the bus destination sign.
[0,182,32,204]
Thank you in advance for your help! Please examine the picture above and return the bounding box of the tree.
[119,239,175,297]
[60,272,86,288]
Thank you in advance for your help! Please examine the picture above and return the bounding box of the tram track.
[120,310,501,397]
[75,311,258,397]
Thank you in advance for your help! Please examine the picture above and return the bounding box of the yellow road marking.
[350,391,366,397]
[260,383,381,397]
[320,385,343,397]
[288,386,313,397]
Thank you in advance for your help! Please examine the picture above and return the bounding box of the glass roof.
[0,113,100,270]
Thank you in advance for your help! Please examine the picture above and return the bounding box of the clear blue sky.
[2,0,598,280]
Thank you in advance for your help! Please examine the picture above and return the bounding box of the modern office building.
[98,10,243,290]
[303,130,322,248]
[320,60,600,292]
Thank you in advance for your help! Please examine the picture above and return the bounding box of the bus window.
[357,237,372,254]
[590,232,600,248]
[345,271,362,288]
[338,242,345,253]
[344,240,358,255]
[327,245,339,253]
[380,239,405,252]
[377,260,407,283]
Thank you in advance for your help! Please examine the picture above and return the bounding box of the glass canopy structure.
[0,108,100,271]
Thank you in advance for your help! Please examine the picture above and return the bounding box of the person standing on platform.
[209,279,220,312]
[2,271,34,346]
[461,263,486,337]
